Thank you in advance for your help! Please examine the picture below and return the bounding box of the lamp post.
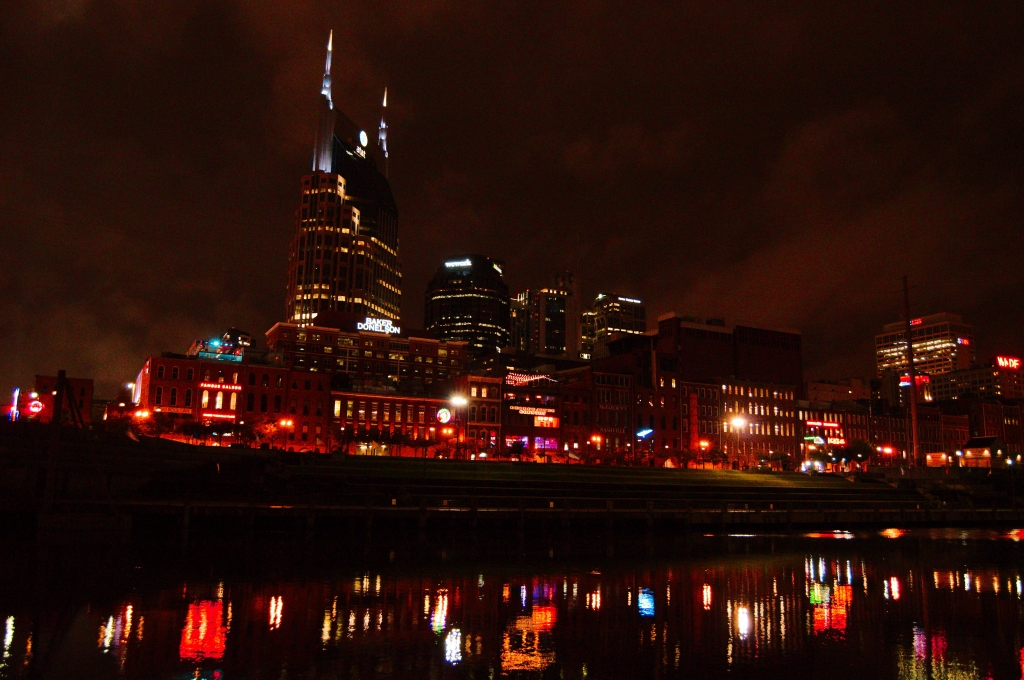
[450,395,467,460]
[730,416,747,469]
[278,418,294,450]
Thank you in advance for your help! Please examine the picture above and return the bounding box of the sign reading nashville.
[356,317,401,335]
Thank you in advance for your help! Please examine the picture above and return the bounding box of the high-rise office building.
[875,312,974,377]
[512,288,570,357]
[556,271,581,359]
[580,293,647,359]
[285,32,401,326]
[424,255,511,359]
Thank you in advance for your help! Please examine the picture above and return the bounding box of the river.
[1,528,1023,678]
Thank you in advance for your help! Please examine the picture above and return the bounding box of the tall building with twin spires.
[285,31,401,326]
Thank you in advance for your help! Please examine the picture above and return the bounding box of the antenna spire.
[321,30,333,108]
[378,87,389,177]
[312,30,336,172]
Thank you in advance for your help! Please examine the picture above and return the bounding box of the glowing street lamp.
[729,416,747,467]
[448,395,468,458]
[278,418,294,450]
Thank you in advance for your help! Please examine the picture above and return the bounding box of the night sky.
[3,2,1024,397]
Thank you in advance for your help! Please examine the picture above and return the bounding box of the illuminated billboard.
[997,356,1021,370]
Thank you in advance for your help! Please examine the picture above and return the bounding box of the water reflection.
[180,601,226,661]
[3,534,1024,678]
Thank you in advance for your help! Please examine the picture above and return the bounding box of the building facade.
[424,255,511,359]
[805,378,873,403]
[654,314,804,390]
[265,318,468,390]
[875,312,974,377]
[931,356,1024,401]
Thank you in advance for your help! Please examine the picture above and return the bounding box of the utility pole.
[902,276,921,467]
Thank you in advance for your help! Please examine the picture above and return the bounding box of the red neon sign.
[201,412,236,420]
[996,356,1021,370]
[805,421,840,428]
[910,318,923,326]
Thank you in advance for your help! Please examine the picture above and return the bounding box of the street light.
[730,416,746,468]
[449,395,467,459]
[278,418,294,450]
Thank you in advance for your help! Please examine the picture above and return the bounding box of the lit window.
[201,390,209,408]
[215,391,224,409]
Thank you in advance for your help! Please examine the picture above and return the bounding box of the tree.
[252,417,278,448]
[706,448,728,469]
[136,412,174,439]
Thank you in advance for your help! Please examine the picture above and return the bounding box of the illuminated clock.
[359,130,368,147]
[436,408,452,424]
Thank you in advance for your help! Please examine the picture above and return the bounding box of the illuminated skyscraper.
[286,32,401,326]
[424,255,511,359]
[580,293,647,359]
[512,288,570,357]
[875,312,974,377]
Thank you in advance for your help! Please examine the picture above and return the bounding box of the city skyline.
[4,3,1024,397]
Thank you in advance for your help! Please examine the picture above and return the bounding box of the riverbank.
[2,425,1023,546]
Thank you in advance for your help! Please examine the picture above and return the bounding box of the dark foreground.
[5,424,1024,546]
[2,528,1024,679]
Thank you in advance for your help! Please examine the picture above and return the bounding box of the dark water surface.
[3,529,1024,679]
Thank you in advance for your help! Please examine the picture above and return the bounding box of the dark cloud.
[2,1,1023,396]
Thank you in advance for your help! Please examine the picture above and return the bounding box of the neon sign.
[356,317,401,334]
[910,318,923,326]
[827,437,847,446]
[510,406,556,415]
[637,428,654,438]
[805,421,841,428]
[28,400,44,415]
[199,382,242,391]
[899,374,931,387]
[505,373,556,386]
[997,356,1021,370]
[445,259,472,268]
[201,412,236,420]
[9,388,19,422]
[436,408,452,424]
[619,297,642,304]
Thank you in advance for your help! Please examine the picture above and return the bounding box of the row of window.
[154,387,237,412]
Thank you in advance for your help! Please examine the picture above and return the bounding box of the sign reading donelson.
[356,317,401,335]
